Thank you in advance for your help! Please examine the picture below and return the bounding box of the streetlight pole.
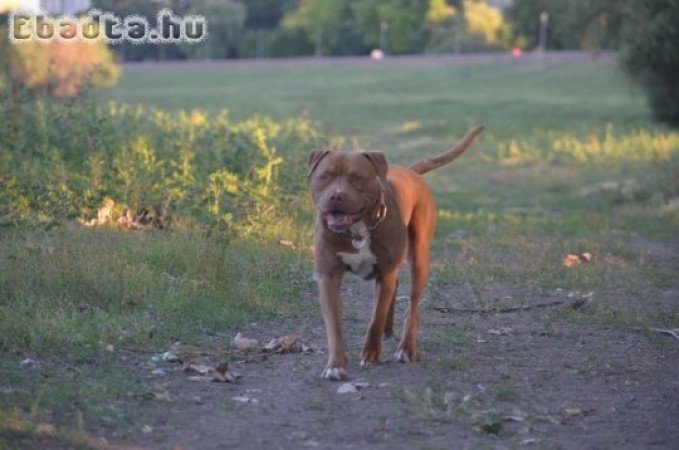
[538,11,549,53]
[379,21,388,53]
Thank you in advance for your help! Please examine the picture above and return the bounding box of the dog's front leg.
[361,269,399,367]
[317,272,349,380]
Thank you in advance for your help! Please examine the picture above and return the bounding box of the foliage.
[464,0,508,47]
[185,0,247,59]
[282,0,346,55]
[505,0,623,50]
[0,24,120,97]
[490,125,679,165]
[619,0,679,127]
[0,97,326,233]
[92,0,186,61]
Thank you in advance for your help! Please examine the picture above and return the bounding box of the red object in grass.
[511,47,523,58]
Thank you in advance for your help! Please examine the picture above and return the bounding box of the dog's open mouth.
[323,210,364,232]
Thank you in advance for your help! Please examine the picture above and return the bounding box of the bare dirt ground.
[128,243,679,450]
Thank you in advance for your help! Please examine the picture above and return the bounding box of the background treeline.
[1,0,677,125]
[91,0,626,61]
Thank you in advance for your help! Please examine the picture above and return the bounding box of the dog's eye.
[349,173,366,182]
[317,173,331,182]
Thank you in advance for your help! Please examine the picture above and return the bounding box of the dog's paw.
[321,366,349,381]
[360,348,381,368]
[394,349,411,363]
[359,359,374,368]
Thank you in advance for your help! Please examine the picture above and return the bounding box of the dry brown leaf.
[263,334,301,353]
[233,332,260,351]
[184,362,211,376]
[563,252,592,268]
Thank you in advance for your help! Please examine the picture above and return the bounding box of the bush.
[619,0,679,127]
[0,96,327,233]
[0,23,120,98]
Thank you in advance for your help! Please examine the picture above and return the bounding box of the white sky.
[0,0,41,12]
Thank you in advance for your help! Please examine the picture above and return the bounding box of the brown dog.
[308,126,484,380]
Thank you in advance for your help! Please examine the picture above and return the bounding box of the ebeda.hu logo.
[9,9,207,44]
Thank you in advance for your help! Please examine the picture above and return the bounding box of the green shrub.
[0,96,326,232]
[619,0,679,127]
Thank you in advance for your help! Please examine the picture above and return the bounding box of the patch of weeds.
[0,352,154,437]
[307,400,325,412]
[494,386,516,402]
[404,387,503,436]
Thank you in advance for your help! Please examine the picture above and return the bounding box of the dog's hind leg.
[396,211,434,363]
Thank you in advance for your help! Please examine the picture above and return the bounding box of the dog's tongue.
[327,213,354,229]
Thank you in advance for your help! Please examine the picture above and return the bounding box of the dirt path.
[131,265,679,449]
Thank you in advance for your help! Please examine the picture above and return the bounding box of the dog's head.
[308,150,387,232]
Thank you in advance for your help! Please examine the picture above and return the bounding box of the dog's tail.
[409,125,484,175]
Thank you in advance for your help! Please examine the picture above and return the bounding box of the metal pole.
[315,26,322,57]
[539,11,549,53]
[379,21,388,53]
[453,13,462,54]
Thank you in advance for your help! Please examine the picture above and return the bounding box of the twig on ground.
[649,327,679,342]
[432,300,566,314]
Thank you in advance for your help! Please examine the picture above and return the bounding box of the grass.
[2,55,679,444]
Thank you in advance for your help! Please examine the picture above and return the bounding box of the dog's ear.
[363,151,388,181]
[308,150,331,179]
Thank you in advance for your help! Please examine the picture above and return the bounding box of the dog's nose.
[329,191,346,204]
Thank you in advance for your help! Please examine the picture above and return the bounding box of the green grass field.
[2,55,678,446]
[108,57,651,152]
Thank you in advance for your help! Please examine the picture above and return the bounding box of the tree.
[281,0,346,55]
[0,19,120,98]
[505,0,622,50]
[186,0,246,58]
[352,0,429,54]
[619,0,679,126]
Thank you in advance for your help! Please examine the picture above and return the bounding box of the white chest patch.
[337,222,377,279]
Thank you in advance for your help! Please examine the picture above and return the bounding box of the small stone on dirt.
[337,381,371,394]
[232,396,258,403]
[19,358,38,368]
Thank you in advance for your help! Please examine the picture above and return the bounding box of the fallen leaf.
[105,344,115,352]
[213,371,241,383]
[144,390,171,401]
[263,334,302,354]
[563,252,593,268]
[142,425,153,434]
[488,327,513,336]
[184,362,211,376]
[564,408,583,417]
[215,361,229,374]
[563,254,581,267]
[212,361,241,383]
[188,376,211,382]
[233,332,260,351]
